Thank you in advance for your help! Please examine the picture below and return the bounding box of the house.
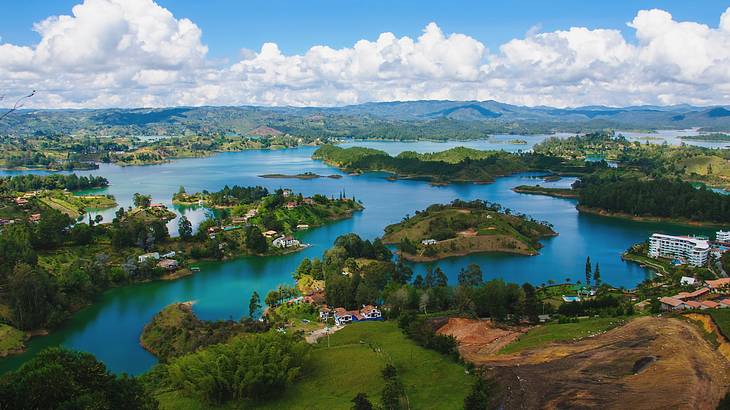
[296,224,310,230]
[717,230,730,243]
[157,259,179,270]
[272,235,300,248]
[161,251,176,258]
[421,239,438,245]
[231,216,248,224]
[673,287,710,301]
[138,252,160,263]
[150,203,166,209]
[285,201,299,209]
[303,198,315,205]
[28,214,41,223]
[360,305,382,319]
[701,300,720,309]
[719,299,730,308]
[685,300,703,309]
[538,314,551,323]
[263,230,278,238]
[14,198,29,206]
[659,297,687,311]
[706,278,730,292]
[319,305,331,320]
[333,308,352,325]
[282,189,293,197]
[680,276,697,286]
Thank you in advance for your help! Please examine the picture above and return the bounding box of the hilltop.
[382,200,556,261]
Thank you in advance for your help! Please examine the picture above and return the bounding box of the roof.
[706,278,730,289]
[685,301,702,309]
[719,299,730,306]
[673,287,710,300]
[334,307,349,316]
[702,300,720,308]
[659,297,685,307]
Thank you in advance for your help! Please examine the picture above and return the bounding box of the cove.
[0,143,719,375]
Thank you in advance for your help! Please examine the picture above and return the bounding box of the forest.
[0,173,108,193]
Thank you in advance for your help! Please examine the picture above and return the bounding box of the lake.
[0,142,722,375]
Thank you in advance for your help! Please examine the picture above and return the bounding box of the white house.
[680,276,697,286]
[360,305,382,319]
[421,239,437,245]
[648,233,710,267]
[319,305,331,320]
[161,251,176,258]
[333,308,353,325]
[272,235,300,249]
[138,252,160,263]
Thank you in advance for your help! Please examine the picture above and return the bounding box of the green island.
[680,133,730,142]
[382,200,557,262]
[512,185,578,198]
[312,144,575,184]
[258,172,343,179]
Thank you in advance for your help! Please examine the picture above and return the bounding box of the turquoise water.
[0,144,721,375]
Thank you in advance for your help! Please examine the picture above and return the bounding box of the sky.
[1,0,730,109]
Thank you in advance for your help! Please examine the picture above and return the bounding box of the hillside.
[382,201,556,261]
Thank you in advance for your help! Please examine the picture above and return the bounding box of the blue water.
[0,142,721,375]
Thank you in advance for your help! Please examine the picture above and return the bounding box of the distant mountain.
[2,100,729,137]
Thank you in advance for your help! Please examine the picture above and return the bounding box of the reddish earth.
[439,316,730,409]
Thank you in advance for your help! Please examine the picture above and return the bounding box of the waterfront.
[0,143,719,375]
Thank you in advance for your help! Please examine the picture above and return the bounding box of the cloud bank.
[1,0,730,108]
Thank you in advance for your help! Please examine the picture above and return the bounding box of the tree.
[594,263,601,287]
[178,215,193,240]
[0,347,156,410]
[458,263,483,287]
[265,289,280,308]
[434,267,448,287]
[244,226,267,254]
[7,264,53,330]
[133,193,151,208]
[464,376,492,410]
[393,257,413,285]
[294,258,312,280]
[351,393,374,410]
[0,224,36,278]
[248,291,262,319]
[585,256,592,287]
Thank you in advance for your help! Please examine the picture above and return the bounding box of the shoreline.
[512,186,579,199]
[577,205,726,227]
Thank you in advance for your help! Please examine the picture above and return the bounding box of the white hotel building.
[648,234,710,267]
[717,230,730,243]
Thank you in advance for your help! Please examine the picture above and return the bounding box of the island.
[312,145,570,184]
[382,199,557,261]
[512,185,578,199]
[259,172,343,179]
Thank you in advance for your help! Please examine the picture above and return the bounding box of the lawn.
[156,321,472,410]
[499,317,627,354]
[0,324,26,357]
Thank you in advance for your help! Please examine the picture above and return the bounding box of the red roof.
[706,278,730,289]
[685,301,702,309]
[702,300,720,308]
[673,287,710,300]
[659,297,684,307]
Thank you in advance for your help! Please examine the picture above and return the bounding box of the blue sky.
[1,0,729,108]
[3,0,729,60]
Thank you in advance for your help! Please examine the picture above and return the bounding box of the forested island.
[382,200,556,261]
[312,145,569,184]
[512,185,578,198]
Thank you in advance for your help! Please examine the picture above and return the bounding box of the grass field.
[156,321,473,409]
[0,324,26,356]
[499,317,626,355]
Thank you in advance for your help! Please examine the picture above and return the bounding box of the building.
[28,213,41,223]
[263,230,278,238]
[157,259,179,270]
[648,233,710,267]
[706,278,730,292]
[673,287,710,301]
[360,305,382,319]
[285,201,299,209]
[296,224,310,230]
[659,297,687,311]
[333,308,352,325]
[138,252,160,263]
[14,198,29,206]
[272,235,300,248]
[680,276,697,286]
[161,251,176,258]
[319,306,331,320]
[717,230,730,243]
[282,189,293,197]
[421,239,437,245]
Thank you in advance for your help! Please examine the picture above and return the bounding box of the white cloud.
[1,1,730,108]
